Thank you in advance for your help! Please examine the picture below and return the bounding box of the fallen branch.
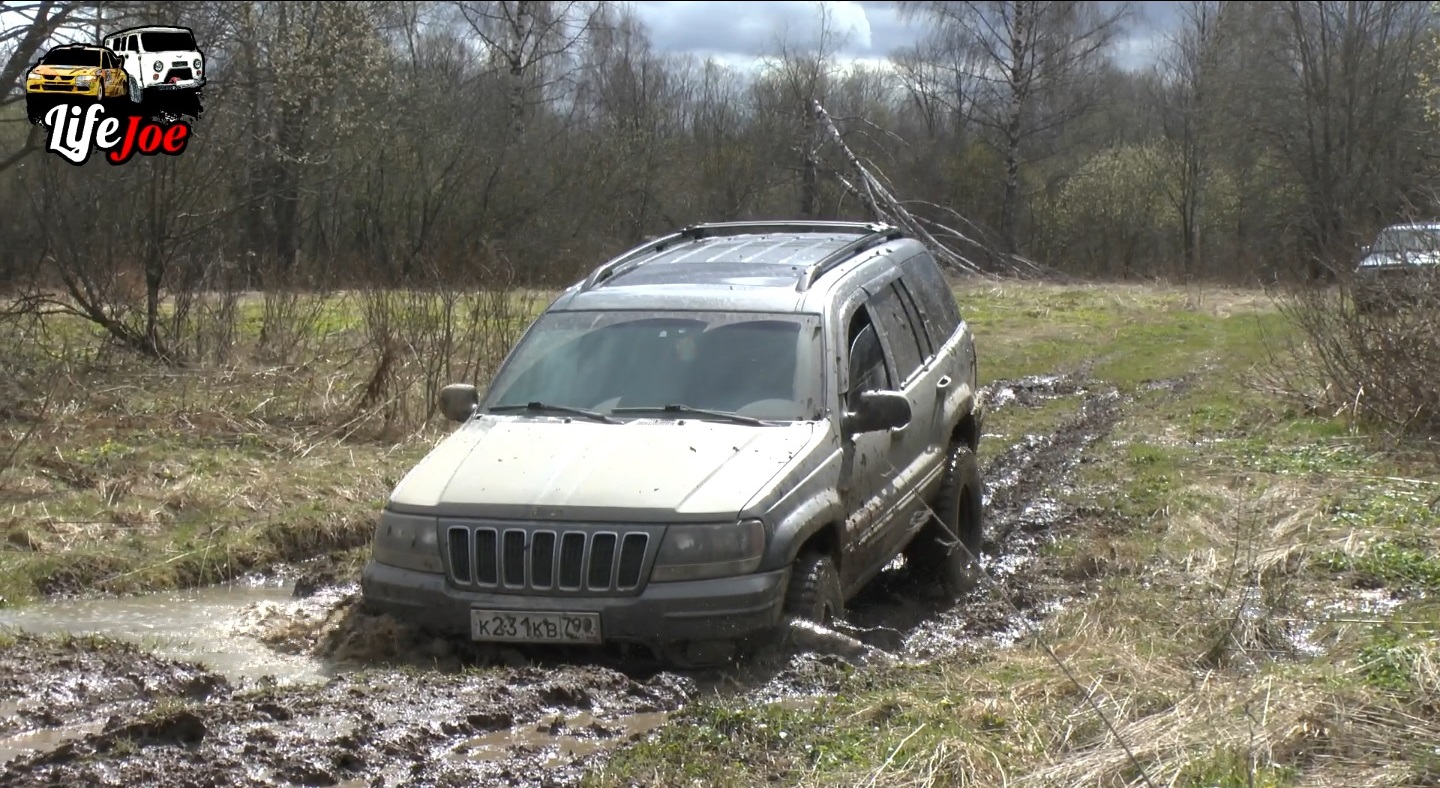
[811,99,1047,279]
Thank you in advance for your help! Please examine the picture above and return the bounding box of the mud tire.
[783,552,844,625]
[905,442,984,598]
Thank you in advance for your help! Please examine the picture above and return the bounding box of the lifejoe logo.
[24,25,206,166]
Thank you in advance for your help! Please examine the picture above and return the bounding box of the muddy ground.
[0,372,1150,787]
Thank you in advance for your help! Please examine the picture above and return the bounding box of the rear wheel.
[783,551,844,625]
[904,442,984,598]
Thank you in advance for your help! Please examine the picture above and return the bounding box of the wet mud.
[0,372,1150,787]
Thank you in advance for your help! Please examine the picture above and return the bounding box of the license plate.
[469,609,602,644]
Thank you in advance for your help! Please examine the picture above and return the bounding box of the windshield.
[40,49,103,67]
[484,310,824,422]
[141,31,196,51]
[1372,228,1440,255]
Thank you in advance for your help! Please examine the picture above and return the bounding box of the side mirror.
[842,391,912,435]
[439,383,479,423]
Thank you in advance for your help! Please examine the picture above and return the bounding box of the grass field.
[2,280,1438,786]
[586,282,1440,788]
[0,287,548,603]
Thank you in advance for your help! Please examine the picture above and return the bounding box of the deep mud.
[0,373,1145,787]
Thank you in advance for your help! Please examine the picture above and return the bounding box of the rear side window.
[903,253,962,349]
[867,282,926,385]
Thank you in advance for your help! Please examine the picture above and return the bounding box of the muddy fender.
[758,489,844,573]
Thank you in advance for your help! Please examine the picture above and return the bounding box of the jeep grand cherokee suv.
[360,220,985,665]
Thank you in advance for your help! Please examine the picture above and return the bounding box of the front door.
[859,278,944,569]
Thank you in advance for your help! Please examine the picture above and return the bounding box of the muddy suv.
[360,220,985,665]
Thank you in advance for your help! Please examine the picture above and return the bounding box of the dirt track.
[0,373,1142,787]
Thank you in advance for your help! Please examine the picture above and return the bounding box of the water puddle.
[0,579,342,685]
[0,720,107,765]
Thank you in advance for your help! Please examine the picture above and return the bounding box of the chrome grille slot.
[558,533,586,589]
[447,526,471,584]
[587,533,617,590]
[474,528,498,585]
[531,531,556,588]
[616,533,648,589]
[502,529,526,587]
[443,522,658,595]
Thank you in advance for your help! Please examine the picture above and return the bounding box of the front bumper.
[148,77,205,92]
[26,84,101,98]
[360,560,789,645]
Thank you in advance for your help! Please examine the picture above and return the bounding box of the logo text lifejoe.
[44,103,190,166]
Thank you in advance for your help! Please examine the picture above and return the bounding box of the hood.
[1359,250,1440,269]
[388,417,822,522]
[32,65,101,77]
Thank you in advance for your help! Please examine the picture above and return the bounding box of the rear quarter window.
[902,253,962,349]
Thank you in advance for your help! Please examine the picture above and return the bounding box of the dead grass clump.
[1269,267,1440,439]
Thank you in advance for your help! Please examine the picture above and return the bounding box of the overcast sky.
[2,1,1183,74]
[627,0,1182,71]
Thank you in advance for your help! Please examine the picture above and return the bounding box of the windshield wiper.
[611,403,766,426]
[488,401,616,424]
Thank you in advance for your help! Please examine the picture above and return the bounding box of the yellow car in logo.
[25,44,135,124]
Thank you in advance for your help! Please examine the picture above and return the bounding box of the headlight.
[370,510,443,573]
[74,76,93,86]
[193,58,201,70]
[650,520,765,582]
[153,59,163,73]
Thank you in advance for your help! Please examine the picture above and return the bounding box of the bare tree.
[1151,0,1232,283]
[0,0,97,171]
[760,5,849,218]
[897,1,1130,253]
[1242,1,1436,277]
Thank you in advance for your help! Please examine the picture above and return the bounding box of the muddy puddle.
[0,579,346,686]
[0,373,1153,787]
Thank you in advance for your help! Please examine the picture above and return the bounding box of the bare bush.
[351,257,540,437]
[1270,264,1440,438]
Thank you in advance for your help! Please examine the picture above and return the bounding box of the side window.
[868,282,926,386]
[903,253,962,350]
[894,278,933,359]
[845,309,889,410]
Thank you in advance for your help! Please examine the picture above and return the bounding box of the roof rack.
[797,227,906,291]
[580,220,900,291]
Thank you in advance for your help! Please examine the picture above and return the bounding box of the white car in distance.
[103,25,205,100]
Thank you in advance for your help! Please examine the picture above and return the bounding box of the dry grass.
[0,287,550,603]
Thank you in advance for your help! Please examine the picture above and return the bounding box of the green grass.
[593,280,1440,788]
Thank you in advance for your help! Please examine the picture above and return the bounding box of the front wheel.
[905,442,985,598]
[783,551,844,626]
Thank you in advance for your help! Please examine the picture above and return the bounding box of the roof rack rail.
[676,220,891,239]
[797,227,906,291]
[580,220,903,291]
[580,229,694,290]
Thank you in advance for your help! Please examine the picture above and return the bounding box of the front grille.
[165,68,194,81]
[446,523,655,594]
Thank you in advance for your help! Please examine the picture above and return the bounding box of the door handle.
[936,375,952,391]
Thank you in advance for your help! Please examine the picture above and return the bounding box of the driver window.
[845,309,889,410]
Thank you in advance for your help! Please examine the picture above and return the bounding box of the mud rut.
[0,373,1147,788]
